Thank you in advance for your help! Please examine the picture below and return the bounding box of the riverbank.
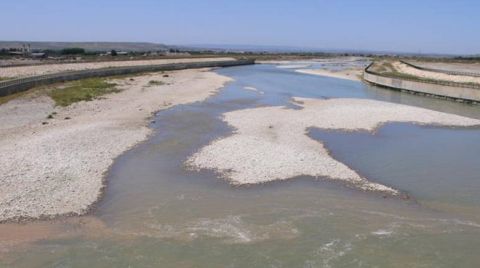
[0,68,232,222]
[0,57,234,79]
[295,68,362,81]
[392,61,480,84]
[364,61,480,103]
[257,57,367,81]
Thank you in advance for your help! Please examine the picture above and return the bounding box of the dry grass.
[0,90,30,105]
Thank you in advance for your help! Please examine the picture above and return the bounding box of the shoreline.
[295,68,362,81]
[257,57,367,82]
[0,68,232,222]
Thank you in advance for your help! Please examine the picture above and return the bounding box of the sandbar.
[186,98,480,194]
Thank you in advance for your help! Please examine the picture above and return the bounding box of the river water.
[2,62,480,267]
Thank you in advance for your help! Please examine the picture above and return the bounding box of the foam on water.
[125,215,302,244]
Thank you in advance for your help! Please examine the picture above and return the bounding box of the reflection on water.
[2,63,480,267]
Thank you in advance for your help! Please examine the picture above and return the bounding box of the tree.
[61,48,85,55]
[111,50,118,56]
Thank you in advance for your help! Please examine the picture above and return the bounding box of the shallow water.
[3,63,480,267]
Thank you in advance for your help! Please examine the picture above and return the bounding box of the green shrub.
[148,80,165,86]
[49,78,118,106]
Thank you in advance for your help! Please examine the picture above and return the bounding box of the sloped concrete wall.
[0,59,255,97]
[363,68,480,103]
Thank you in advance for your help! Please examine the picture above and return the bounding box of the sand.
[0,68,231,222]
[295,68,362,81]
[0,57,234,78]
[186,97,480,194]
[276,64,312,69]
[393,61,480,84]
[408,61,480,75]
[256,57,366,81]
[256,57,367,65]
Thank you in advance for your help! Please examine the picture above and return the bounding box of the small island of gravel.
[186,97,480,193]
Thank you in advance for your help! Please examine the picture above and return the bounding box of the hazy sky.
[2,0,479,54]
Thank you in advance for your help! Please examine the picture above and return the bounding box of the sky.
[1,0,479,55]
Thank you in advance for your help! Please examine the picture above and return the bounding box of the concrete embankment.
[0,59,254,97]
[400,60,480,78]
[363,63,480,103]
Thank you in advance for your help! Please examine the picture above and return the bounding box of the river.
[2,61,480,267]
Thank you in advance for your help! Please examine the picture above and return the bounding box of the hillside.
[0,41,170,52]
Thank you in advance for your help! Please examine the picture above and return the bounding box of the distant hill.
[0,41,170,52]
[182,44,325,53]
[182,44,466,57]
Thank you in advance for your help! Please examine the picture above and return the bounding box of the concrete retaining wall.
[401,60,480,77]
[0,59,255,97]
[363,64,480,103]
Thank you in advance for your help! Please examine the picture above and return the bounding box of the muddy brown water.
[2,61,480,268]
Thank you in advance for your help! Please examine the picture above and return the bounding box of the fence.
[0,59,255,97]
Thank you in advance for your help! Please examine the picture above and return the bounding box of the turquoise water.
[2,63,480,268]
